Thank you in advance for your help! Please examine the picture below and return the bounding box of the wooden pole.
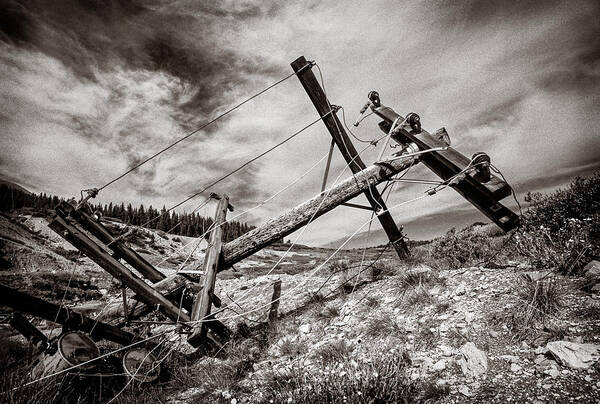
[106,156,416,321]
[9,312,48,349]
[47,215,190,323]
[189,195,230,345]
[291,55,409,258]
[268,280,282,323]
[0,284,136,346]
[221,154,416,269]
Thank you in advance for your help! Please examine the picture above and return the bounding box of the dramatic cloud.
[1,0,598,246]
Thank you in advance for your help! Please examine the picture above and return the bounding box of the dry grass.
[312,339,354,366]
[261,351,447,404]
[364,311,405,339]
[505,275,564,340]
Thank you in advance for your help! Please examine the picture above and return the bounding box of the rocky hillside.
[0,173,599,403]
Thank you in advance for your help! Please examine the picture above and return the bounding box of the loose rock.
[459,342,488,378]
[546,341,600,369]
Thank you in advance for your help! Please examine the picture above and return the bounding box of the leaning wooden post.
[291,55,409,258]
[268,280,282,323]
[190,194,231,344]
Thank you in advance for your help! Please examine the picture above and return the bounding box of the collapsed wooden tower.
[1,55,519,375]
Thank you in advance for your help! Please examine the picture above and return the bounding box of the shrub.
[511,173,600,274]
[429,227,497,269]
[364,312,405,339]
[312,339,354,366]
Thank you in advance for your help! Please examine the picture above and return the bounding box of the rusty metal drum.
[31,331,100,379]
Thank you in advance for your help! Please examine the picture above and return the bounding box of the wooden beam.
[9,312,48,349]
[0,284,136,346]
[47,215,190,322]
[221,153,417,268]
[291,56,409,258]
[189,195,229,345]
[55,201,165,283]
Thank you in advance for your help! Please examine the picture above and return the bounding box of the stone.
[458,385,473,397]
[499,355,520,364]
[534,346,548,355]
[458,342,488,379]
[455,283,467,296]
[440,345,455,357]
[299,324,312,334]
[546,341,600,369]
[583,260,600,280]
[510,363,522,372]
[432,359,447,371]
[544,368,560,378]
[489,330,499,338]
[465,312,475,323]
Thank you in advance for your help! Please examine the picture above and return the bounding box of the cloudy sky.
[1,0,599,245]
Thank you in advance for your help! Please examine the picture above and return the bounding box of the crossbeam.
[0,284,136,346]
[55,202,165,282]
[47,215,190,322]
[373,104,519,231]
[291,56,409,258]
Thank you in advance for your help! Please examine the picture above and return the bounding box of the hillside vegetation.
[0,172,599,403]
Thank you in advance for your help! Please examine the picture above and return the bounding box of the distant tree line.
[0,184,255,242]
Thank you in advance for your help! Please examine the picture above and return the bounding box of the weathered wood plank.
[47,215,190,322]
[55,202,165,283]
[118,156,416,319]
[0,284,136,346]
[220,153,417,268]
[189,195,229,345]
[291,55,408,258]
[9,312,48,349]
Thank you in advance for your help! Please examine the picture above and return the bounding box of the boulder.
[583,260,600,280]
[546,341,600,369]
[458,342,488,378]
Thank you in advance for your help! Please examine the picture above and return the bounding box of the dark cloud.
[435,0,563,29]
[0,0,282,116]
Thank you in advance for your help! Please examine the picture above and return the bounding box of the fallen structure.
[1,55,520,381]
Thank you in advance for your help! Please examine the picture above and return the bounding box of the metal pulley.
[405,113,421,133]
[368,91,381,107]
[471,152,491,183]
